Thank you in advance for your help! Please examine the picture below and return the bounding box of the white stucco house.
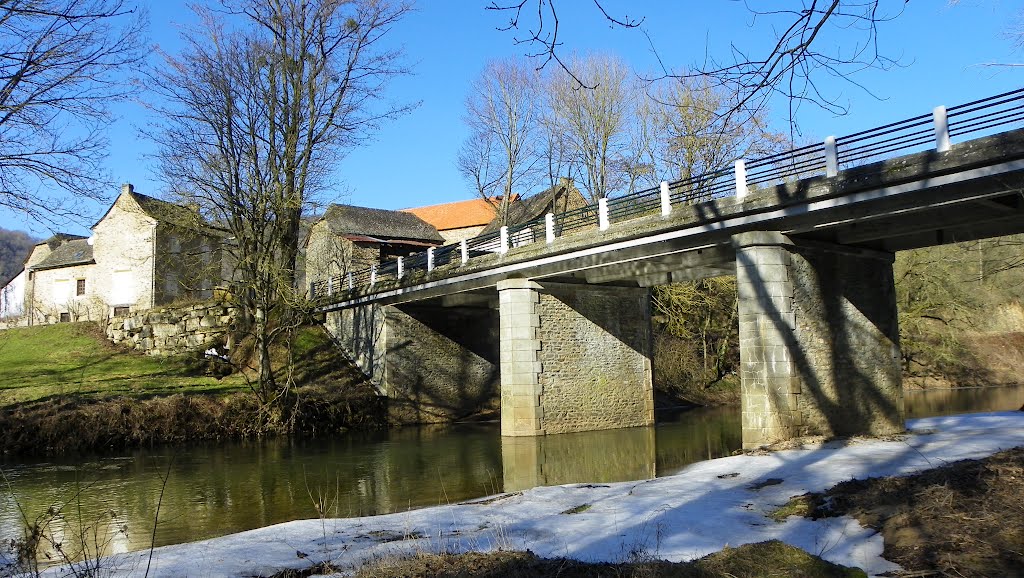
[1,184,226,326]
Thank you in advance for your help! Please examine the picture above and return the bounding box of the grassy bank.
[0,323,384,456]
[0,323,247,406]
[778,446,1024,577]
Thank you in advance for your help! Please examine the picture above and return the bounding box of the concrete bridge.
[316,88,1024,449]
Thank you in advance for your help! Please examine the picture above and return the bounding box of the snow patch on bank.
[45,412,1024,577]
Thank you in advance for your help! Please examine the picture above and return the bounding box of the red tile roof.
[402,196,518,231]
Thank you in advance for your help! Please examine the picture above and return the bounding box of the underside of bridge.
[324,298,501,424]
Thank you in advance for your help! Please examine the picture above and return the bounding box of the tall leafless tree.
[547,53,635,201]
[147,0,412,406]
[640,76,786,194]
[0,0,144,226]
[458,58,541,226]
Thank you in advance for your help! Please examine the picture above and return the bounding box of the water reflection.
[502,426,657,491]
[1,385,1020,561]
[905,384,1024,418]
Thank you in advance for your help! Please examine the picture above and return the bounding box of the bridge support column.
[733,232,904,449]
[497,279,654,437]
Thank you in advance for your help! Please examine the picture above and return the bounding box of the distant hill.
[0,227,39,286]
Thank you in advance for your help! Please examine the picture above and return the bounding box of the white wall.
[0,270,25,319]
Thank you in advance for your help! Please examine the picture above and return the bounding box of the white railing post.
[824,136,838,177]
[499,225,509,254]
[427,247,435,272]
[397,257,404,279]
[347,272,353,290]
[735,159,748,199]
[545,213,555,244]
[460,239,468,265]
[598,197,610,231]
[327,277,334,296]
[660,181,672,216]
[370,265,377,286]
[934,105,951,153]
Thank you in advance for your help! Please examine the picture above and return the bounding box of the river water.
[1,385,1022,560]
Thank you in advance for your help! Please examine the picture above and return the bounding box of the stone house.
[304,203,444,293]
[21,184,225,325]
[401,195,518,244]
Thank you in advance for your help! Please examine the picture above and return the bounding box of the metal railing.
[314,86,1024,301]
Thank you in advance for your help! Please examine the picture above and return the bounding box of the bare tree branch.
[485,1,906,132]
[0,0,145,227]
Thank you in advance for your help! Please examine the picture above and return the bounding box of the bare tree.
[642,76,786,193]
[0,0,144,225]
[458,58,541,226]
[547,53,635,201]
[147,0,412,407]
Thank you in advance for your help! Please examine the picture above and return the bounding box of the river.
[1,385,1022,561]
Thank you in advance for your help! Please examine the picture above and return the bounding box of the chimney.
[121,183,134,195]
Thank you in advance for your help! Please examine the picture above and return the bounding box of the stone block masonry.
[733,232,904,449]
[107,301,235,356]
[498,279,654,436]
[325,302,500,425]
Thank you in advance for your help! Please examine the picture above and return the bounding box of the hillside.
[0,227,37,286]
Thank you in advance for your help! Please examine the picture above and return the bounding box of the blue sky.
[4,1,1022,236]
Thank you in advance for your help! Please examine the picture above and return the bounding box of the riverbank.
[0,323,385,456]
[23,411,1021,577]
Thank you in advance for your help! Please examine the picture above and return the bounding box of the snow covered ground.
[36,411,1024,577]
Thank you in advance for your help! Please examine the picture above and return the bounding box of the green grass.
[0,323,247,408]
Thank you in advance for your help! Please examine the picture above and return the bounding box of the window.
[113,306,130,317]
[164,274,178,298]
[76,278,86,296]
[59,312,70,323]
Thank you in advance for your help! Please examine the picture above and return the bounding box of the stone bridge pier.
[733,232,904,449]
[496,280,654,437]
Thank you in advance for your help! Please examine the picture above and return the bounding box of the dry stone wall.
[107,301,235,356]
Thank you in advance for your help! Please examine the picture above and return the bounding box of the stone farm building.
[13,184,224,325]
[304,203,445,293]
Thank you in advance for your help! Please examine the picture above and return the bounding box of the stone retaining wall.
[107,302,235,356]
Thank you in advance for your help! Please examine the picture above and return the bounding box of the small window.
[59,312,70,323]
[76,278,86,296]
[113,306,130,317]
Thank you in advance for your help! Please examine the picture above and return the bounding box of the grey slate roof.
[130,191,204,228]
[321,204,443,243]
[31,238,94,270]
[90,187,225,236]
